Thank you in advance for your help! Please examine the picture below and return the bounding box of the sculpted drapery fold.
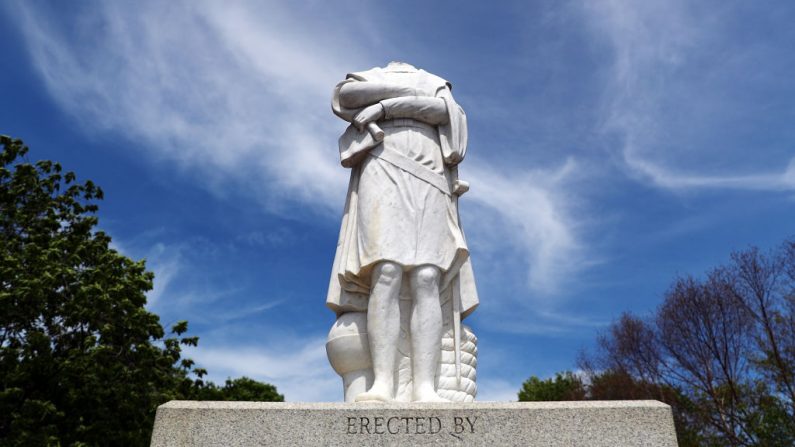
[325,62,479,403]
[325,65,478,319]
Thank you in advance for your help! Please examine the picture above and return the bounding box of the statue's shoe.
[354,385,392,402]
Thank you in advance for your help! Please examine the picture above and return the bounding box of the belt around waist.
[379,119,435,131]
[369,145,451,196]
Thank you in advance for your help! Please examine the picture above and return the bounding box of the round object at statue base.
[326,312,371,375]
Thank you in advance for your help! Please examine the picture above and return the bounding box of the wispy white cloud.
[476,378,518,402]
[12,0,357,212]
[621,154,795,191]
[211,300,284,323]
[236,228,297,248]
[111,235,286,328]
[109,238,183,308]
[463,157,586,295]
[491,310,607,336]
[185,337,340,402]
[11,0,591,297]
[583,0,795,192]
[143,243,184,308]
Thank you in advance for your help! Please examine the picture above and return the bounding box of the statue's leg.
[355,261,402,402]
[409,264,447,402]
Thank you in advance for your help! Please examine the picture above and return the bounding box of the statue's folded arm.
[380,96,449,125]
[338,81,420,109]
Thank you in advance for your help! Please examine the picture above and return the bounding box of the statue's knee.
[412,266,440,290]
[375,262,402,284]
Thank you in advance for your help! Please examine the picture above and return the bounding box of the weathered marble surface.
[326,61,480,403]
[150,400,678,446]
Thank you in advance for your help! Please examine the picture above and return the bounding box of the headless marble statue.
[325,62,479,403]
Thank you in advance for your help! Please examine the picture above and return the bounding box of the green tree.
[0,136,281,446]
[193,377,284,402]
[517,371,586,401]
[577,242,795,446]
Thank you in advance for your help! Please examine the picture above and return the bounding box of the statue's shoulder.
[345,66,451,92]
[418,69,453,92]
[347,66,386,82]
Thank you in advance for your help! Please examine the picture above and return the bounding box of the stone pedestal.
[150,400,677,446]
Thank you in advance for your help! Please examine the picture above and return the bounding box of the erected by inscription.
[151,401,680,446]
[345,415,477,436]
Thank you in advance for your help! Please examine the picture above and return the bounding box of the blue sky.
[2,0,794,402]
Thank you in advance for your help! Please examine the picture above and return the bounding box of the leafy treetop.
[0,136,282,447]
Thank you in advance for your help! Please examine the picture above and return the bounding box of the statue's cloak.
[325,65,479,319]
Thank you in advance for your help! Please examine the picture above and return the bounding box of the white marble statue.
[325,62,479,403]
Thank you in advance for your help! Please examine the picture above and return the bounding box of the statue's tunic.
[326,65,479,319]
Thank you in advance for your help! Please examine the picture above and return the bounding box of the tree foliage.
[193,377,284,402]
[578,241,795,447]
[518,368,700,445]
[0,137,281,446]
[518,371,585,402]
